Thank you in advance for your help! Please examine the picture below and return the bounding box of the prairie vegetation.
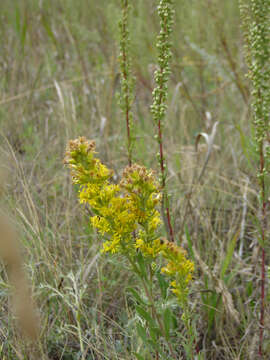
[0,0,269,359]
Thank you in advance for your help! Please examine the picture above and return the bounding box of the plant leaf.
[195,121,219,182]
[156,271,169,300]
[135,305,155,327]
[126,287,148,305]
[136,322,147,343]
[220,229,239,280]
[134,353,145,360]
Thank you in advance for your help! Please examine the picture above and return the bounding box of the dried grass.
[0,213,39,340]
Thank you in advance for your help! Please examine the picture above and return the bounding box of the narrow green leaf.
[185,225,195,262]
[136,252,148,280]
[135,305,155,326]
[134,353,144,360]
[163,307,172,339]
[21,16,28,51]
[136,322,147,343]
[147,339,160,351]
[220,229,239,280]
[42,16,58,47]
[156,271,169,300]
[126,287,148,305]
[149,325,161,342]
[235,124,255,169]
[149,326,157,342]
[15,6,20,35]
[246,281,253,297]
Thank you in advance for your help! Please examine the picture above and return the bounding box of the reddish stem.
[259,247,265,357]
[259,142,266,357]
[158,119,165,186]
[158,117,174,242]
[166,206,174,242]
[125,97,132,167]
[124,61,132,167]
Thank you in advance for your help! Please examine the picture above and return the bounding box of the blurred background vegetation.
[0,1,265,359]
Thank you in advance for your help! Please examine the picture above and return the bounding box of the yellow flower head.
[64,137,113,186]
[161,241,194,304]
[120,164,160,199]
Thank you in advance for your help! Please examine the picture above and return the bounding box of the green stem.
[128,256,177,359]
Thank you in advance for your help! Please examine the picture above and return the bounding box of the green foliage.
[65,136,195,358]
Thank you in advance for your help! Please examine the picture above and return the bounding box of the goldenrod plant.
[63,2,198,358]
[65,137,195,359]
[239,0,270,356]
[161,241,196,358]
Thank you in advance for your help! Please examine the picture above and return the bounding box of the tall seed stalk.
[239,0,270,356]
[119,0,135,166]
[151,0,175,242]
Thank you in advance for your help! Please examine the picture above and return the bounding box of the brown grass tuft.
[0,214,39,340]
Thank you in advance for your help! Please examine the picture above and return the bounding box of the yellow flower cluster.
[65,137,194,302]
[65,138,163,256]
[161,241,194,305]
[65,137,137,254]
[64,137,112,187]
[120,164,163,259]
[135,236,164,258]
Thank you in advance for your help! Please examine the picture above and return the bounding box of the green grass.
[0,0,266,359]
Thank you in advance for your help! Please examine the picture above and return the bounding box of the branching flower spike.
[239,0,270,356]
[151,0,175,242]
[119,0,135,166]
